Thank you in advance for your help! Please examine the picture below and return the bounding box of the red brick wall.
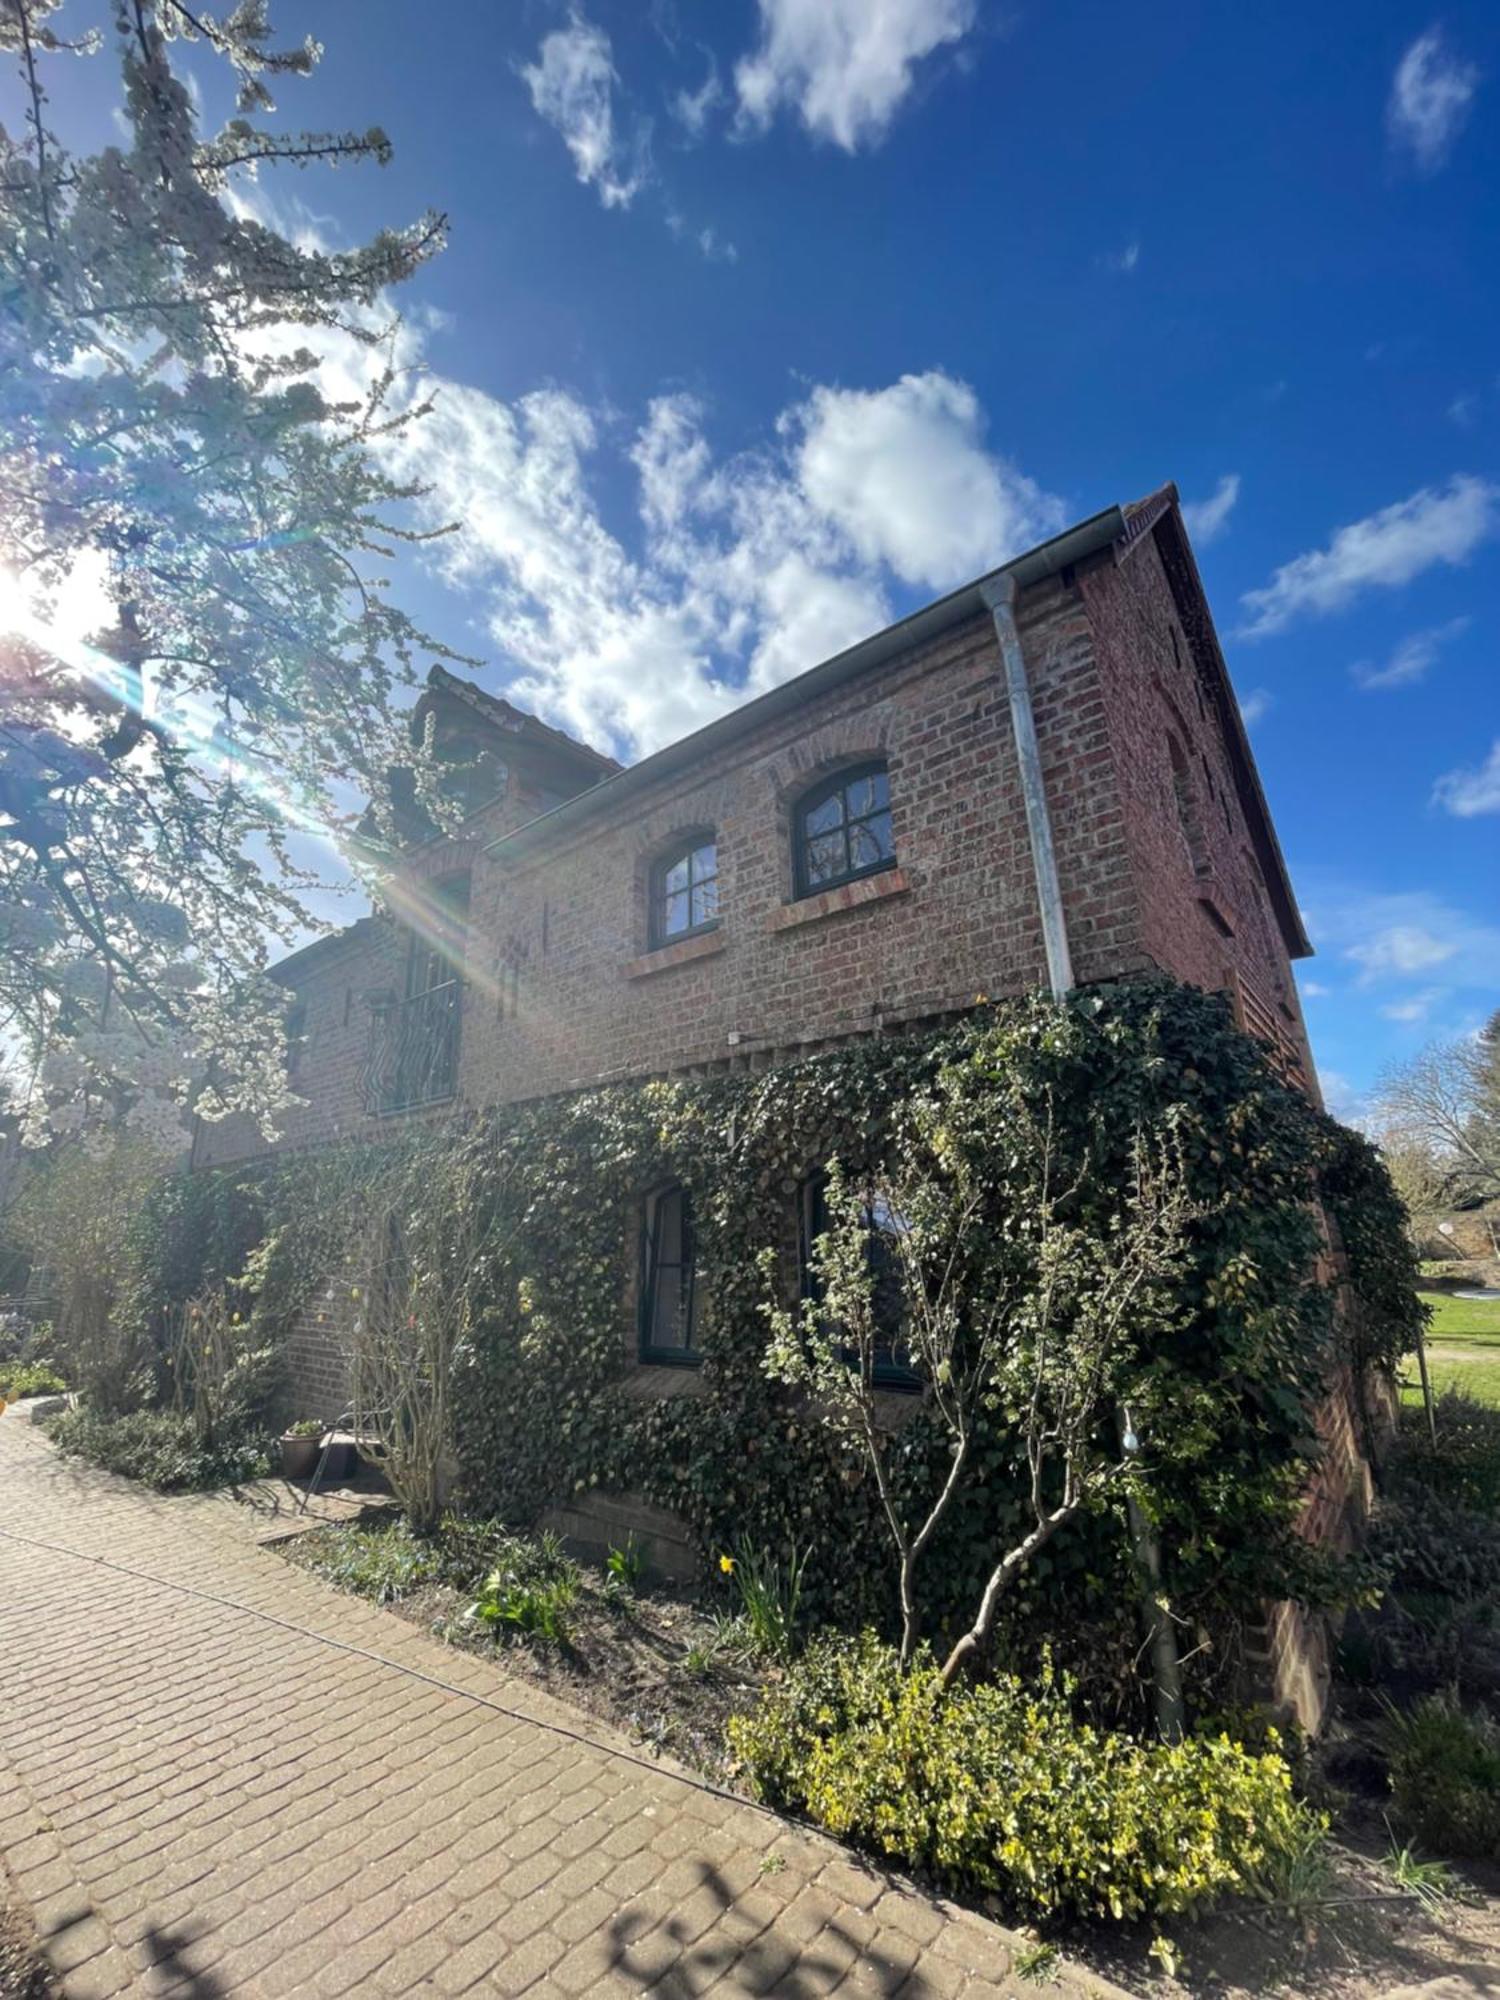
[200,571,1155,1164]
[1078,539,1316,1070]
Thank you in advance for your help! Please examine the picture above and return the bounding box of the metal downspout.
[981,570,1185,1742]
[979,574,1073,999]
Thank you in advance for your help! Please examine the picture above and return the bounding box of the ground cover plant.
[43,1406,271,1492]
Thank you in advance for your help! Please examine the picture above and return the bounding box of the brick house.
[195,480,1373,1720]
[197,482,1315,1172]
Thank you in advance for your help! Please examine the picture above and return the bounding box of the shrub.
[44,1407,271,1492]
[1391,1392,1500,1517]
[0,1360,67,1400]
[728,1635,1325,1924]
[1383,1694,1500,1860]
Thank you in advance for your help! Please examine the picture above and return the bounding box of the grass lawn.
[1402,1287,1500,1407]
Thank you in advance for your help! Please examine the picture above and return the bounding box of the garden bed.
[281,1516,765,1777]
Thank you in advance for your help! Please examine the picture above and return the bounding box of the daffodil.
[719,1553,735,1575]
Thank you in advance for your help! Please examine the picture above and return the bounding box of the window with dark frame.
[650,838,719,947]
[798,1170,917,1390]
[639,1184,701,1365]
[794,762,895,898]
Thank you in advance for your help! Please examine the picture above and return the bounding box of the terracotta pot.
[280,1432,323,1480]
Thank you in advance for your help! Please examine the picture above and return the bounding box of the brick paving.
[0,1417,1125,1999]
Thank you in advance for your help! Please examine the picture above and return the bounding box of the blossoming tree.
[0,0,459,1140]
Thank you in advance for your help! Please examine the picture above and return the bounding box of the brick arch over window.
[790,761,896,899]
[766,720,899,900]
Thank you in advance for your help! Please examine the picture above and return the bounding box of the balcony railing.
[364,980,461,1115]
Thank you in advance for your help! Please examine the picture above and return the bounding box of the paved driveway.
[0,1418,1117,1999]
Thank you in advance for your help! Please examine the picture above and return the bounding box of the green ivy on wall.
[153,977,1422,1719]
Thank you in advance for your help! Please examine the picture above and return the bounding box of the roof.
[418,665,622,777]
[481,488,1311,963]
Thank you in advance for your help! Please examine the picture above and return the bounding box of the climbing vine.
[142,978,1419,1718]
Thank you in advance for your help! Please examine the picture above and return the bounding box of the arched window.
[639,1185,700,1365]
[794,762,894,898]
[798,1170,917,1390]
[650,837,719,947]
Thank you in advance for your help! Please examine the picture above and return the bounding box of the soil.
[282,1535,765,1779]
[0,1902,53,2000]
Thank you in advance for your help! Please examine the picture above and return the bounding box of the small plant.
[1382,1692,1500,1860]
[605,1534,645,1593]
[758,1852,786,1878]
[284,1417,324,1438]
[1383,1827,1467,1912]
[1015,1938,1059,1983]
[723,1540,807,1662]
[1242,1812,1336,1913]
[470,1567,578,1644]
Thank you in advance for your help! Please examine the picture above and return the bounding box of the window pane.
[655,1188,684,1264]
[689,843,716,882]
[804,792,844,835]
[804,831,846,885]
[662,888,691,936]
[849,812,893,870]
[691,877,719,927]
[650,1263,683,1347]
[663,856,690,893]
[845,770,887,818]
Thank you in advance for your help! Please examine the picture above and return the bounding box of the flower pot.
[280,1432,324,1480]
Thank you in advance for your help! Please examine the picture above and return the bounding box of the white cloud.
[1300,980,1330,999]
[794,373,1065,589]
[672,59,723,137]
[734,0,976,151]
[1099,239,1141,275]
[1182,474,1241,546]
[1433,738,1500,817]
[1238,475,1498,638]
[1381,988,1446,1023]
[1348,924,1458,980]
[1237,686,1274,726]
[1350,615,1471,691]
[521,14,648,209]
[1388,27,1480,173]
[379,366,1063,758]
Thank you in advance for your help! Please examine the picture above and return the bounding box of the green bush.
[1391,1392,1500,1517]
[1384,1694,1500,1860]
[43,1407,271,1492]
[728,1635,1324,1924]
[0,1360,67,1400]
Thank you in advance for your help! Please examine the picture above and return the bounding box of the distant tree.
[0,1,459,1141]
[1376,1032,1500,1208]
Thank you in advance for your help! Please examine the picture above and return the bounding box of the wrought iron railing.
[364,980,461,1114]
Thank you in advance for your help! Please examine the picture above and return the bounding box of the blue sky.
[44,0,1500,1115]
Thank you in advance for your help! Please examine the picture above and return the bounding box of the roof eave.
[485,503,1128,860]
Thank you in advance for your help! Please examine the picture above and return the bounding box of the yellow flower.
[719,1554,735,1575]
